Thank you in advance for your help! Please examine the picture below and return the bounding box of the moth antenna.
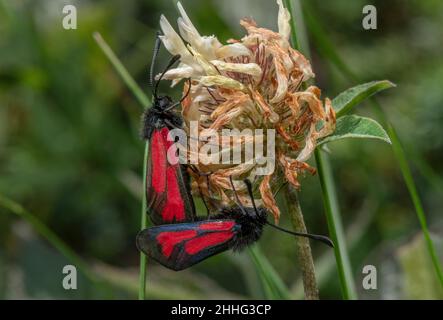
[229,176,248,216]
[179,78,192,103]
[266,222,334,248]
[154,54,181,99]
[243,180,332,247]
[164,78,192,112]
[243,179,259,216]
[150,31,162,99]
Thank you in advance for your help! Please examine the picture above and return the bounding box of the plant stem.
[285,0,357,299]
[93,32,153,299]
[138,143,149,299]
[283,0,321,300]
[284,186,319,299]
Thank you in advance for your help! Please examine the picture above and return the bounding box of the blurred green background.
[0,0,442,299]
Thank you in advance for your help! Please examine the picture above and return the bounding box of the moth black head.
[141,95,183,140]
[155,95,173,110]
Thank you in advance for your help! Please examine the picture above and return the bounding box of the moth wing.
[146,127,195,225]
[136,220,238,271]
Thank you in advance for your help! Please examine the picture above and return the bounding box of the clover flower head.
[158,0,336,222]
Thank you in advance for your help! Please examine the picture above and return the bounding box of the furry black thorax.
[211,207,268,251]
[141,95,183,140]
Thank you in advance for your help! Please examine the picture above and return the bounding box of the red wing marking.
[161,127,185,222]
[157,230,197,258]
[184,232,234,255]
[161,165,186,222]
[199,221,236,231]
[150,129,167,193]
[148,127,188,223]
[161,128,179,164]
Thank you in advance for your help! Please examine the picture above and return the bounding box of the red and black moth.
[142,33,196,226]
[138,35,333,271]
[137,178,333,271]
[137,206,265,271]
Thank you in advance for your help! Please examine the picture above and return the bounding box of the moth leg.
[197,182,211,217]
[188,166,217,219]
[229,176,248,216]
[164,118,180,130]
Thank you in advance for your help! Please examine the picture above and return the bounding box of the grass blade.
[0,194,98,284]
[302,4,358,82]
[93,32,151,109]
[314,150,358,299]
[138,143,149,300]
[388,124,443,284]
[286,0,358,299]
[302,4,443,287]
[93,32,152,299]
[248,246,291,299]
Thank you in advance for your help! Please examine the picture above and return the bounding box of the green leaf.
[333,81,396,117]
[319,115,391,145]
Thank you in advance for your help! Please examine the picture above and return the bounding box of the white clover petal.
[301,63,315,81]
[159,15,187,57]
[187,45,218,76]
[198,36,222,60]
[156,64,195,81]
[159,15,200,72]
[267,44,293,72]
[317,98,336,139]
[276,0,291,43]
[177,2,221,60]
[176,2,201,39]
[192,88,211,103]
[170,79,181,88]
[296,123,316,162]
[270,57,288,103]
[288,48,315,81]
[293,90,325,119]
[211,61,262,78]
[216,43,251,59]
[199,76,246,91]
